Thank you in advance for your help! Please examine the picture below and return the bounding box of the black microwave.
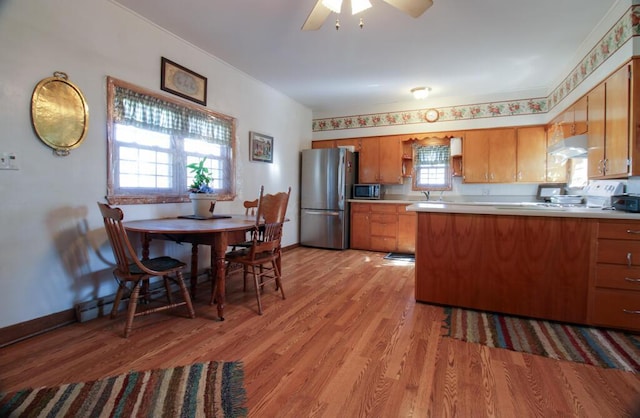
[353,184,381,200]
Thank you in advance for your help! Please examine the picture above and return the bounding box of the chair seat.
[128,256,186,275]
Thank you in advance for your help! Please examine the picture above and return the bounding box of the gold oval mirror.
[31,72,89,156]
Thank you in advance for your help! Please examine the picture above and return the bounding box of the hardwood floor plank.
[0,248,638,417]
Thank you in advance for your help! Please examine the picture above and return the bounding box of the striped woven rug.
[442,307,640,373]
[0,361,247,417]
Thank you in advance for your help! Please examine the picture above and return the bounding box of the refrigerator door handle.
[304,210,341,216]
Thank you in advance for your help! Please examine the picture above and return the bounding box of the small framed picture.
[160,57,207,106]
[249,131,274,163]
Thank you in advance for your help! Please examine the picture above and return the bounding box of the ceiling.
[113,0,618,115]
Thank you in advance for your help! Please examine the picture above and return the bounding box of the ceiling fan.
[302,0,434,31]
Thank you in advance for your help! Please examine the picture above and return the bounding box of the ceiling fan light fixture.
[322,0,342,13]
[351,0,372,15]
[411,87,431,100]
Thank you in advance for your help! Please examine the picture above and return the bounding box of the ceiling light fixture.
[411,87,431,100]
[322,0,372,15]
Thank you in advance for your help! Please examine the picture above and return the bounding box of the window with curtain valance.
[106,77,236,205]
[412,138,452,191]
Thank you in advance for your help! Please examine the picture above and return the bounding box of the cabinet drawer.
[351,203,370,213]
[371,204,397,214]
[371,219,397,237]
[598,222,640,240]
[590,289,640,331]
[370,213,397,224]
[371,236,396,252]
[596,264,640,290]
[596,240,640,265]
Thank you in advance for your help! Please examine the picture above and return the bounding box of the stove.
[582,180,625,208]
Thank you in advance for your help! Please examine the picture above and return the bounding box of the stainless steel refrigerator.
[300,148,356,249]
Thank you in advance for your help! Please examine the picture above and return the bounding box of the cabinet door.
[350,203,370,250]
[311,140,335,149]
[573,95,588,135]
[489,128,517,183]
[588,83,606,178]
[516,126,546,182]
[397,210,416,254]
[336,138,361,151]
[378,136,402,184]
[463,131,489,183]
[359,138,380,183]
[605,64,630,177]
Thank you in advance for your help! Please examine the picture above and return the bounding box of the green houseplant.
[187,157,216,217]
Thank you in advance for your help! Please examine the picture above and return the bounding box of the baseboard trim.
[0,244,301,347]
[0,309,76,348]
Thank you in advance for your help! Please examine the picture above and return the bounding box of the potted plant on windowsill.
[187,157,217,218]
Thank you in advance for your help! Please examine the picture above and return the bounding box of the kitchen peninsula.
[406,202,640,332]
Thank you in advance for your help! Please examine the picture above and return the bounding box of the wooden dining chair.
[215,186,291,314]
[229,198,260,252]
[97,202,195,338]
[243,198,258,216]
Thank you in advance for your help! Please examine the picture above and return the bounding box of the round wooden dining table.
[124,215,256,320]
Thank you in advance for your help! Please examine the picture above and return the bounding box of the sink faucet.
[423,191,430,201]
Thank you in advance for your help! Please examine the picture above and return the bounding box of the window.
[106,77,236,204]
[412,138,452,191]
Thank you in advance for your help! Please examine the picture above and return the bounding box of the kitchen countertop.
[404,201,640,219]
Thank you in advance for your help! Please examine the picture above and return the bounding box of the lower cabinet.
[414,212,592,324]
[590,221,640,331]
[350,202,416,254]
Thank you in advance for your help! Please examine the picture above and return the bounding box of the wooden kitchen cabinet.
[359,136,403,184]
[415,212,592,324]
[463,128,516,183]
[350,203,416,253]
[311,140,335,149]
[335,138,361,150]
[588,63,630,178]
[397,209,416,254]
[350,203,371,250]
[516,126,547,182]
[370,204,398,252]
[589,221,640,331]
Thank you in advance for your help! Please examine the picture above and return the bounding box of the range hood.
[547,134,588,159]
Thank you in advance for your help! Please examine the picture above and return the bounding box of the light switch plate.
[0,153,19,170]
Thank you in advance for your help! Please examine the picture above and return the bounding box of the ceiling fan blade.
[302,0,332,30]
[382,0,433,18]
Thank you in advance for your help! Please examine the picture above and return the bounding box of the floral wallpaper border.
[313,5,640,132]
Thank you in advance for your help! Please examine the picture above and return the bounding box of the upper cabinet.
[463,128,516,183]
[311,140,335,149]
[516,126,547,183]
[588,63,630,178]
[359,135,403,184]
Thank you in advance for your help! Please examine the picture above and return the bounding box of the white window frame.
[106,77,236,205]
[411,137,453,191]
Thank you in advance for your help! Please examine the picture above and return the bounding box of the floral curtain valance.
[113,86,232,145]
[413,144,450,166]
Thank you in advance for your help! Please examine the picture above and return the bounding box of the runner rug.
[0,361,247,417]
[442,307,640,373]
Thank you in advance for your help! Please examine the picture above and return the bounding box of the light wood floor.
[1,247,639,417]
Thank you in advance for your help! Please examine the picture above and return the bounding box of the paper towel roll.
[450,137,462,156]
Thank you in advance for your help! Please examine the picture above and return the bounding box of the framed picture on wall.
[160,57,207,106]
[249,131,274,163]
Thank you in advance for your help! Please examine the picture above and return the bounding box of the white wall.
[0,0,311,327]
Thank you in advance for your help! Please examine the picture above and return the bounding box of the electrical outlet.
[0,153,19,170]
